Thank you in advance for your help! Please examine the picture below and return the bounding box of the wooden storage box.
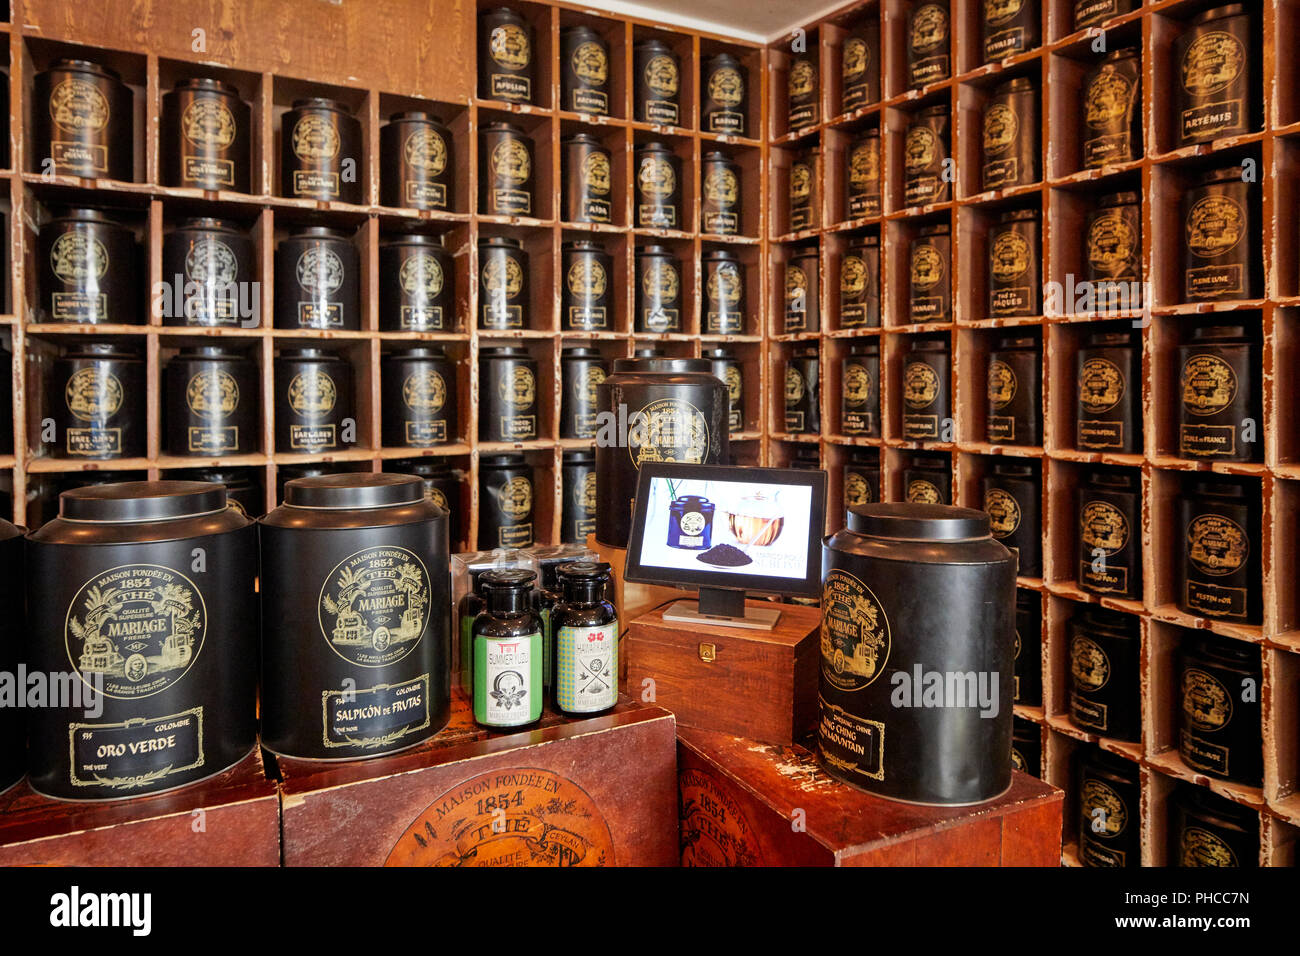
[626,601,820,746]
[277,692,678,866]
[678,726,1063,866]
[0,749,279,866]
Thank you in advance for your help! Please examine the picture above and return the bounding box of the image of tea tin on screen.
[667,494,716,551]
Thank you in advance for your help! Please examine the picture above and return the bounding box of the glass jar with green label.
[472,569,544,728]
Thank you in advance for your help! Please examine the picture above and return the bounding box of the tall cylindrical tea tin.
[479,345,539,442]
[478,453,535,550]
[788,149,816,232]
[0,519,22,792]
[1168,784,1258,867]
[841,234,880,329]
[904,105,950,207]
[561,26,610,116]
[703,347,743,435]
[784,346,819,434]
[1085,191,1143,310]
[177,467,263,519]
[702,54,747,136]
[635,40,681,126]
[379,232,454,332]
[635,141,682,229]
[1177,322,1261,462]
[844,448,881,509]
[562,133,613,224]
[1178,633,1261,786]
[1078,467,1142,600]
[988,208,1041,318]
[26,481,256,798]
[819,503,1016,804]
[382,346,457,448]
[274,227,360,330]
[841,339,880,437]
[35,58,133,180]
[786,47,819,131]
[1011,716,1040,777]
[1078,747,1140,866]
[1082,48,1141,169]
[595,357,730,547]
[983,460,1041,577]
[1076,327,1140,452]
[479,122,534,217]
[164,345,259,457]
[785,245,821,333]
[560,346,608,441]
[841,19,881,112]
[561,240,613,331]
[479,236,529,330]
[1075,0,1136,30]
[703,248,745,334]
[479,6,535,104]
[702,150,742,235]
[1177,478,1261,624]
[983,0,1039,61]
[52,341,145,459]
[904,454,951,505]
[902,335,950,441]
[274,347,353,454]
[260,474,451,759]
[635,244,682,333]
[1182,165,1260,302]
[161,217,254,328]
[380,111,453,210]
[162,77,251,191]
[561,448,598,545]
[281,98,362,203]
[40,209,140,326]
[1174,4,1257,147]
[1014,588,1042,706]
[982,76,1039,191]
[986,333,1042,445]
[846,128,881,219]
[1069,607,1139,740]
[907,2,951,89]
[909,223,950,323]
[391,459,464,551]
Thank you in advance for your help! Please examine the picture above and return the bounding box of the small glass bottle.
[472,569,544,728]
[552,562,618,715]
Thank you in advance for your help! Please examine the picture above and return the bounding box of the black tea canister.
[784,346,819,434]
[1069,607,1140,741]
[561,26,610,116]
[702,53,747,136]
[561,240,613,331]
[904,105,951,207]
[1178,633,1262,786]
[907,2,951,89]
[274,226,360,331]
[561,449,598,545]
[379,232,455,332]
[1078,747,1140,867]
[786,47,819,131]
[902,335,950,441]
[479,236,529,330]
[982,76,1039,191]
[478,453,535,550]
[479,122,535,217]
[163,345,259,457]
[909,223,951,323]
[635,141,682,229]
[841,340,880,437]
[391,458,464,551]
[35,58,134,180]
[1076,327,1140,452]
[52,341,145,459]
[1082,48,1141,169]
[280,97,362,203]
[1085,191,1143,311]
[1174,4,1257,147]
[703,248,745,334]
[1182,165,1260,302]
[1177,322,1261,462]
[562,133,613,224]
[841,18,881,112]
[904,454,950,505]
[986,333,1042,445]
[1011,716,1040,777]
[701,150,742,235]
[40,209,139,325]
[479,6,535,104]
[478,345,539,442]
[988,208,1041,318]
[983,0,1039,62]
[0,518,23,790]
[844,448,881,509]
[635,39,681,126]
[785,245,821,333]
[983,460,1041,577]
[635,245,682,333]
[1078,468,1142,600]
[1168,784,1259,867]
[703,347,743,435]
[846,128,881,219]
[1014,589,1042,706]
[380,111,453,210]
[162,77,251,192]
[788,149,816,232]
[382,346,457,448]
[1177,477,1261,624]
[274,347,353,454]
[841,234,880,329]
[161,217,254,328]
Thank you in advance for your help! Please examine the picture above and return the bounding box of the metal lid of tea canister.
[636,140,673,154]
[702,149,733,162]
[562,238,605,252]
[1077,604,1137,635]
[172,76,238,95]
[847,446,880,463]
[703,247,739,262]
[850,233,880,248]
[1186,323,1253,343]
[1081,743,1139,780]
[176,344,250,359]
[636,38,673,53]
[390,456,454,477]
[611,356,714,375]
[58,479,228,523]
[480,236,523,250]
[908,334,949,352]
[51,208,119,225]
[562,132,604,147]
[292,96,352,115]
[1085,467,1136,491]
[277,346,338,360]
[700,346,736,360]
[49,58,122,82]
[388,109,446,126]
[288,225,350,240]
[845,502,992,541]
[382,345,450,359]
[283,472,425,510]
[479,344,531,357]
[1196,165,1246,187]
[562,447,595,464]
[994,76,1035,93]
[918,222,950,236]
[918,103,949,117]
[792,244,819,258]
[1104,47,1140,63]
[633,347,663,357]
[176,216,243,233]
[481,452,529,467]
[1189,475,1249,500]
[990,460,1036,479]
[994,333,1039,350]
[1086,327,1139,346]
[562,24,601,40]
[380,231,445,247]
[848,338,879,355]
[704,52,741,69]
[561,344,602,357]
[481,120,526,135]
[999,208,1040,223]
[1191,3,1248,24]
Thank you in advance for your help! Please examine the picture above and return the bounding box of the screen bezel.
[623,462,827,598]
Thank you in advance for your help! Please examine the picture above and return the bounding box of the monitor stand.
[662,586,782,631]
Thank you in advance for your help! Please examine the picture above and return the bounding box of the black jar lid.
[1099,191,1140,207]
[379,231,445,247]
[177,216,241,233]
[562,131,605,147]
[701,346,736,360]
[481,567,537,590]
[635,38,674,53]
[1184,631,1258,667]
[704,52,741,68]
[382,345,449,360]
[480,236,523,249]
[855,126,881,140]
[999,207,1040,223]
[560,345,603,358]
[180,466,254,484]
[1188,476,1249,500]
[1187,323,1252,342]
[1015,588,1039,610]
[995,76,1036,94]
[60,480,227,523]
[1105,47,1140,61]
[633,347,664,357]
[636,140,674,154]
[1172,782,1257,831]
[289,225,349,240]
[1080,744,1139,781]
[176,344,251,360]
[918,222,950,236]
[847,446,880,464]
[1077,604,1137,635]
[908,334,949,352]
[990,460,1037,478]
[481,452,529,467]
[561,448,596,464]
[847,503,991,541]
[482,7,527,20]
[994,334,1039,350]
[388,109,445,126]
[703,247,740,262]
[850,233,880,248]
[53,208,117,225]
[49,58,122,82]
[277,346,341,360]
[917,103,949,117]
[848,339,880,355]
[557,560,610,580]
[284,473,424,510]
[1085,467,1136,491]
[1192,4,1248,24]
[562,239,606,253]
[479,345,531,358]
[1086,327,1138,346]
[792,244,819,258]
[561,24,601,40]
[66,340,142,358]
[637,244,674,257]
[481,120,525,134]
[792,344,819,360]
[173,76,238,95]
[611,356,713,375]
[1197,165,1247,187]
[292,96,351,114]
[702,150,733,163]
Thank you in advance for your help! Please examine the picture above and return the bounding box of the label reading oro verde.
[69,707,204,791]
[50,232,111,322]
[1080,778,1128,867]
[475,632,543,726]
[318,547,430,667]
[556,621,618,713]
[322,674,431,750]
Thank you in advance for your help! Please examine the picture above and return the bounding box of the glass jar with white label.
[552,562,618,716]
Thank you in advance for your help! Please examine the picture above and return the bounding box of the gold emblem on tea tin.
[401,253,444,297]
[66,367,123,420]
[983,103,1019,153]
[628,399,709,467]
[784,366,805,404]
[706,167,739,204]
[987,360,1017,408]
[1081,501,1128,554]
[482,254,524,297]
[725,365,742,404]
[572,41,608,85]
[787,60,815,98]
[50,78,110,133]
[1181,32,1245,96]
[567,257,607,298]
[842,255,867,296]
[646,260,680,300]
[404,128,447,174]
[1180,827,1237,867]
[1085,70,1134,129]
[984,0,1023,26]
[186,369,239,418]
[1079,358,1125,413]
[182,98,236,148]
[1082,778,1127,836]
[785,265,808,304]
[318,547,430,667]
[1181,355,1237,414]
[911,243,944,289]
[490,23,531,70]
[51,232,109,283]
[1187,515,1248,576]
[844,362,871,405]
[403,369,446,412]
[984,488,1022,536]
[1186,196,1244,258]
[845,471,872,507]
[820,569,891,692]
[991,232,1030,281]
[638,155,675,197]
[843,38,870,79]
[288,371,337,415]
[904,126,938,172]
[499,476,533,518]
[292,114,340,161]
[1182,667,1232,732]
[907,480,941,504]
[910,4,949,53]
[645,54,679,96]
[1087,212,1137,271]
[491,138,531,185]
[582,150,611,195]
[1071,635,1111,691]
[501,366,536,409]
[708,262,741,305]
[850,142,879,188]
[708,67,744,107]
[903,361,939,408]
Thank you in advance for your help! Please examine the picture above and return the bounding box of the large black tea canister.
[988,208,1041,318]
[40,209,139,325]
[703,347,743,435]
[1085,191,1143,310]
[35,58,133,180]
[1078,468,1142,600]
[162,77,251,192]
[909,224,952,323]
[1178,633,1261,786]
[562,133,613,224]
[1168,784,1259,867]
[635,141,682,229]
[261,474,451,760]
[786,47,819,131]
[1174,4,1257,147]
[274,347,353,454]
[1177,322,1261,462]
[788,149,816,232]
[702,151,742,236]
[635,40,681,126]
[281,98,362,203]
[1068,607,1139,741]
[1177,478,1261,624]
[1078,747,1140,867]
[1014,589,1042,706]
[1076,327,1140,452]
[636,245,682,333]
[983,0,1039,62]
[841,340,880,437]
[164,345,259,457]
[561,448,598,545]
[380,111,453,210]
[52,341,145,459]
[0,519,22,793]
[819,504,1016,804]
[904,454,950,505]
[841,234,880,329]
[982,76,1039,191]
[479,6,535,104]
[379,232,454,332]
[1082,48,1141,169]
[902,335,950,441]
[1075,0,1136,30]
[479,236,529,330]
[702,54,747,136]
[390,458,464,551]
[382,346,457,448]
[1011,717,1040,777]
[844,449,881,509]
[841,19,881,112]
[595,357,729,547]
[479,453,535,550]
[560,346,607,440]
[846,128,881,219]
[562,27,609,115]
[785,245,821,333]
[907,2,951,89]
[986,333,1042,445]
[983,460,1041,577]
[25,481,257,798]
[480,122,534,217]
[904,106,951,208]
[479,346,539,443]
[784,346,820,435]
[703,248,745,334]
[161,217,254,328]
[561,240,613,331]
[275,227,360,330]
[1182,165,1261,302]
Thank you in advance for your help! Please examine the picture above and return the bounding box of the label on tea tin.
[68,707,204,791]
[1180,728,1230,777]
[989,231,1033,315]
[786,59,818,129]
[903,360,940,413]
[1181,667,1232,775]
[186,369,241,453]
[556,621,617,713]
[842,361,873,434]
[495,476,533,548]
[1070,634,1111,731]
[1180,827,1237,867]
[1185,195,1246,298]
[704,167,740,234]
[1080,778,1128,866]
[404,129,449,207]
[498,366,537,440]
[184,238,240,323]
[295,247,345,327]
[403,369,448,445]
[907,479,942,504]
[322,674,431,750]
[287,370,338,450]
[400,252,446,329]
[706,261,743,332]
[909,4,950,87]
[1078,356,1127,449]
[982,103,1019,188]
[910,242,946,320]
[644,54,680,125]
[818,570,890,782]
[182,98,238,185]
[50,78,111,173]
[1180,32,1245,142]
[571,42,610,114]
[637,155,677,227]
[490,139,532,216]
[984,488,1021,538]
[904,126,942,206]
[784,365,807,432]
[1080,500,1130,593]
[318,547,430,667]
[985,0,1027,59]
[1180,354,1238,457]
[629,399,709,466]
[725,365,743,432]
[579,150,612,222]
[574,472,598,536]
[65,366,124,456]
[481,254,525,328]
[706,67,745,134]
[489,24,532,101]
[51,232,111,321]
[566,258,608,328]
[784,265,809,330]
[475,631,543,725]
[1185,514,1249,618]
[1084,67,1136,168]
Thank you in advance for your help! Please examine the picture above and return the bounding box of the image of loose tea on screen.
[636,476,812,579]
